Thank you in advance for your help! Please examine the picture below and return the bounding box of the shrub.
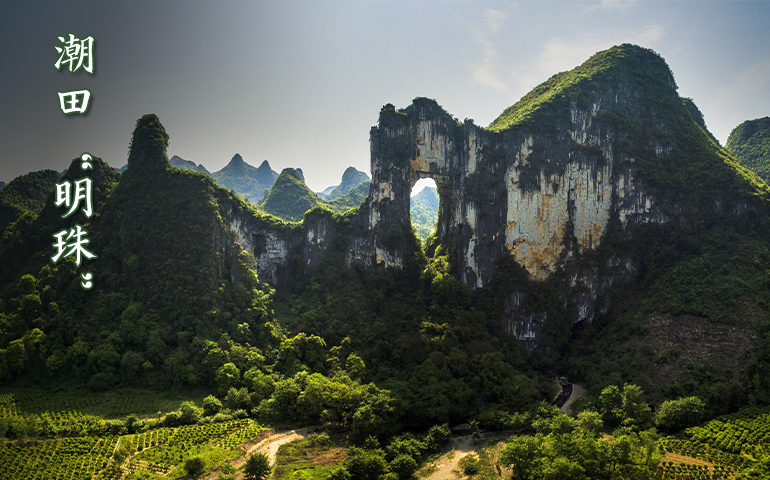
[185,456,205,477]
[243,452,271,480]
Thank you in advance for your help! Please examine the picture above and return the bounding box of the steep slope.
[325,167,370,201]
[410,186,438,241]
[362,44,770,404]
[0,115,277,388]
[212,154,278,204]
[259,168,323,222]
[0,170,61,237]
[169,154,210,174]
[325,180,370,213]
[726,117,770,184]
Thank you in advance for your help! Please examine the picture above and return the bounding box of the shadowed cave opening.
[410,177,439,242]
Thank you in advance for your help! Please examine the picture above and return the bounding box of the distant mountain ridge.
[169,155,210,174]
[260,168,323,222]
[326,167,370,200]
[212,154,278,204]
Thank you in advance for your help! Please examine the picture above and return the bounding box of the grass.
[272,432,348,480]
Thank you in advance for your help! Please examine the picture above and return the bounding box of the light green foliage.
[654,396,705,432]
[390,454,417,479]
[344,447,388,480]
[726,117,770,185]
[325,467,352,480]
[345,353,365,380]
[260,168,323,222]
[409,186,439,241]
[203,395,223,417]
[216,363,241,396]
[599,384,652,429]
[243,452,271,480]
[499,410,661,480]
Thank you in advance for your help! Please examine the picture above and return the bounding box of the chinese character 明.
[54,33,94,74]
[57,90,91,114]
[54,177,93,218]
[51,225,97,267]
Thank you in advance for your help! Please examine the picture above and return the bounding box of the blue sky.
[2,0,769,192]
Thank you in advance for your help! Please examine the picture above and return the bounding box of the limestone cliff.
[221,44,769,348]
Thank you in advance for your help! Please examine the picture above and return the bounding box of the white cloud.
[510,24,665,94]
[464,8,511,93]
[585,0,637,13]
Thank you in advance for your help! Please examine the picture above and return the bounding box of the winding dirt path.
[420,433,511,480]
[422,435,479,480]
[202,427,316,479]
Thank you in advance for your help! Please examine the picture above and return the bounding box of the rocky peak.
[126,114,170,173]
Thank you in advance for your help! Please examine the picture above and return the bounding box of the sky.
[2,0,769,193]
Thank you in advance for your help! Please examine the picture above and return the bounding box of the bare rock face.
[222,45,761,348]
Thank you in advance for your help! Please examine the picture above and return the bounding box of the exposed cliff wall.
[221,44,769,348]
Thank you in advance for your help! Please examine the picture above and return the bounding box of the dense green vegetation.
[325,167,370,201]
[260,168,324,222]
[409,186,438,241]
[0,169,61,235]
[726,117,770,185]
[4,44,770,480]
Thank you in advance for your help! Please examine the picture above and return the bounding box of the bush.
[243,452,271,480]
[390,454,418,479]
[325,467,352,480]
[655,396,705,432]
[185,456,206,477]
[459,454,480,475]
[203,395,223,416]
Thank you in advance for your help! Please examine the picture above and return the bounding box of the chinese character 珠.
[57,90,91,115]
[51,225,97,267]
[54,33,95,74]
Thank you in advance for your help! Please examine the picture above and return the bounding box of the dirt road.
[202,427,315,479]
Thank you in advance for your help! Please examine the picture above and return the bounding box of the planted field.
[655,406,770,479]
[0,386,268,480]
[0,436,121,480]
[685,406,770,456]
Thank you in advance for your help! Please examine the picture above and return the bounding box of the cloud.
[586,0,637,13]
[510,24,665,94]
[464,8,511,93]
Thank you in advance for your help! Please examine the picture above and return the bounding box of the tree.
[178,401,203,424]
[499,434,543,480]
[203,394,223,416]
[654,396,705,432]
[216,362,241,396]
[346,353,366,380]
[390,454,418,479]
[243,452,271,480]
[600,384,652,429]
[184,456,205,477]
[345,447,388,480]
